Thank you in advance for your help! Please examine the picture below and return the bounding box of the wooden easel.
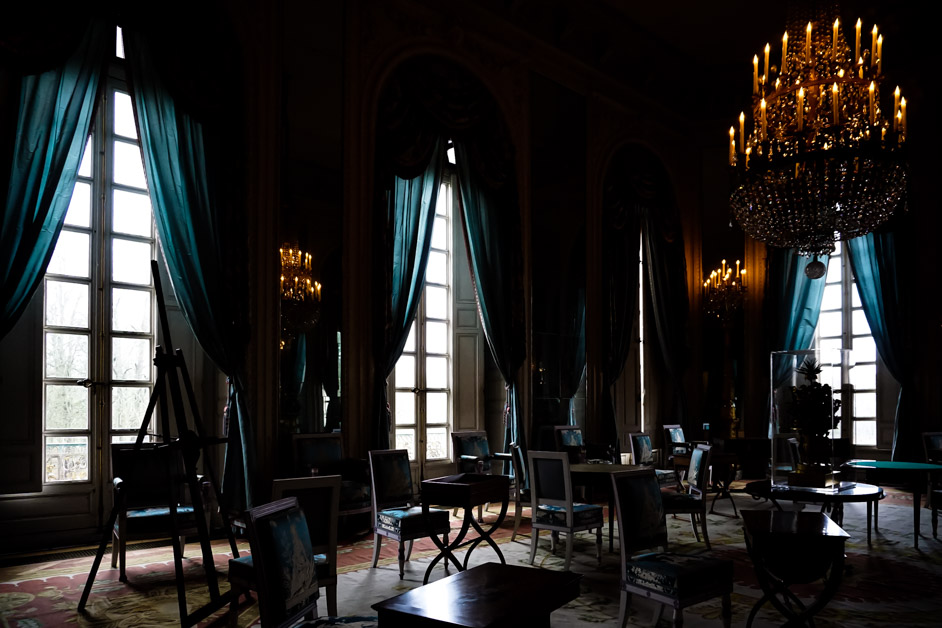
[78,260,238,626]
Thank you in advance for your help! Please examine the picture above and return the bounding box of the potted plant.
[784,358,842,487]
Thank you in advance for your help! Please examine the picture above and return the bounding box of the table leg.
[874,494,879,531]
[866,501,872,548]
[463,498,509,569]
[609,496,615,554]
[913,489,922,549]
[424,509,471,584]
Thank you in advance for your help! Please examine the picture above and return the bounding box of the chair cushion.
[535,503,603,527]
[120,506,196,534]
[376,506,450,536]
[625,553,733,600]
[340,480,371,510]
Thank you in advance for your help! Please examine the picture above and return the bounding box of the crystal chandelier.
[702,259,747,322]
[729,1,908,258]
[280,243,321,345]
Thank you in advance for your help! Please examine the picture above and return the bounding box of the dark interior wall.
[529,72,587,451]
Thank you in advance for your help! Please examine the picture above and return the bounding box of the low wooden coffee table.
[371,562,581,627]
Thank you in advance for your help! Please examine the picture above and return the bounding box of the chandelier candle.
[728,2,908,258]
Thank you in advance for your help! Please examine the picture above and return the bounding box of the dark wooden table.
[421,473,510,584]
[742,510,850,628]
[744,479,883,547]
[371,562,582,627]
[842,459,942,548]
[569,462,640,553]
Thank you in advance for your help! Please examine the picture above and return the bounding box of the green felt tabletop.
[845,459,942,470]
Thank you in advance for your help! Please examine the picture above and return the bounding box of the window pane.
[426,321,448,355]
[849,364,876,390]
[818,366,839,389]
[851,283,863,307]
[396,429,415,460]
[852,309,871,336]
[426,427,447,460]
[818,337,842,355]
[427,392,448,424]
[46,280,89,328]
[45,436,89,482]
[45,384,88,430]
[112,386,151,430]
[403,322,416,352]
[112,337,151,381]
[113,140,147,189]
[854,420,876,447]
[113,189,152,237]
[48,230,90,278]
[426,286,448,320]
[445,147,456,166]
[431,216,447,250]
[426,356,448,389]
[825,256,841,282]
[395,354,415,389]
[818,311,842,338]
[437,183,449,215]
[78,136,92,178]
[113,238,152,285]
[45,332,88,378]
[855,391,877,419]
[395,391,415,425]
[116,26,125,59]
[820,284,841,311]
[113,91,137,139]
[112,288,151,332]
[65,181,91,228]
[426,251,446,285]
[852,335,876,362]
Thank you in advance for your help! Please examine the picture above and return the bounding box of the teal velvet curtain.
[374,138,445,450]
[768,248,829,389]
[847,232,912,460]
[641,208,690,426]
[124,30,254,510]
[599,150,643,454]
[455,142,527,460]
[1,20,108,340]
[561,232,586,426]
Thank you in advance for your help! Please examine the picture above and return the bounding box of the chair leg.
[371,533,382,568]
[529,528,540,565]
[397,541,406,579]
[596,526,602,565]
[551,531,559,554]
[618,590,630,628]
[110,527,119,569]
[179,536,186,557]
[477,504,484,522]
[672,607,684,627]
[564,533,573,571]
[118,517,127,582]
[700,512,712,550]
[722,592,732,628]
[405,538,414,561]
[690,514,701,543]
[512,502,522,541]
[933,505,938,539]
[326,584,337,617]
[228,585,241,628]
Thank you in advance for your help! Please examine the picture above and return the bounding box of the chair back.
[292,433,343,474]
[663,424,688,456]
[554,426,587,463]
[628,433,655,466]
[610,469,668,558]
[111,443,187,509]
[528,451,574,525]
[272,475,341,561]
[451,431,493,473]
[510,442,527,489]
[687,444,712,497]
[244,497,319,627]
[923,432,942,464]
[368,449,415,511]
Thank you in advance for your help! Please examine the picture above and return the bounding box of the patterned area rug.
[2,491,941,627]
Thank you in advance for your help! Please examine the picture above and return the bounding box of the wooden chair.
[527,450,603,571]
[107,443,205,582]
[663,424,708,471]
[272,475,341,616]
[922,432,942,538]
[227,497,319,628]
[509,442,531,541]
[661,444,714,549]
[368,449,451,579]
[292,433,372,523]
[451,430,512,521]
[629,432,681,491]
[554,425,587,464]
[610,469,732,628]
